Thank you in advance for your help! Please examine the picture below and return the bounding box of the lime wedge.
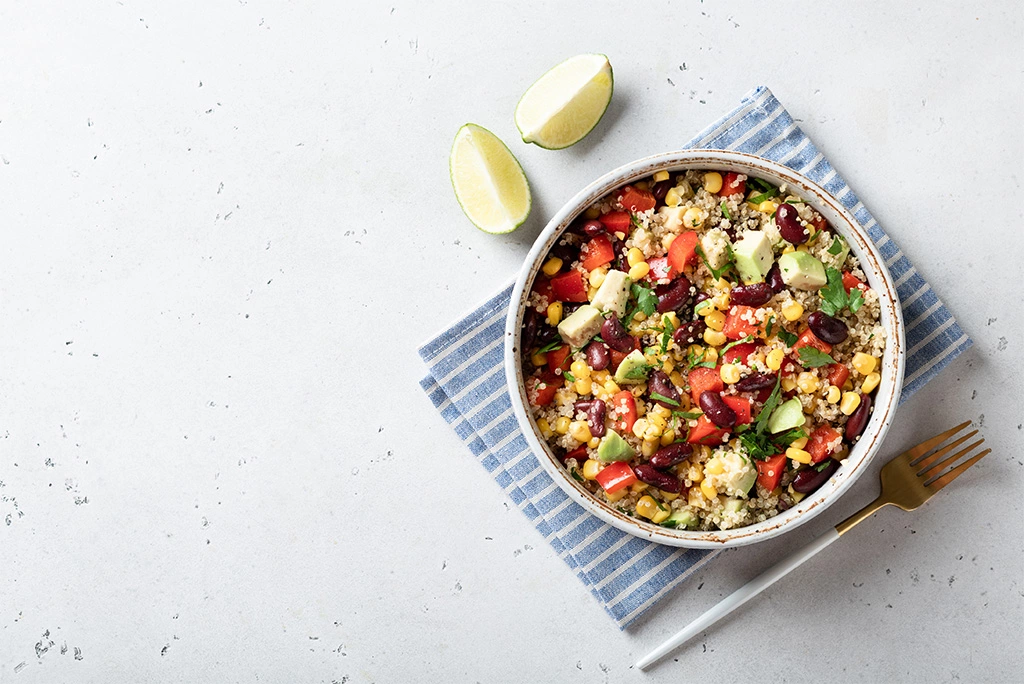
[515,54,613,150]
[449,124,531,234]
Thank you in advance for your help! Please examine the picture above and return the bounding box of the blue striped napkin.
[418,86,972,629]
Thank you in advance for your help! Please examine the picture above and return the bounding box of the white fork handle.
[636,528,841,670]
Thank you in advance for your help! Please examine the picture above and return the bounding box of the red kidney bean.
[699,391,737,428]
[844,393,872,441]
[734,372,777,392]
[585,341,610,370]
[729,282,775,307]
[792,459,840,493]
[766,263,786,293]
[651,180,672,204]
[632,464,683,493]
[535,324,558,347]
[807,311,849,344]
[776,203,808,244]
[648,370,681,408]
[550,242,579,265]
[581,220,606,237]
[601,315,634,353]
[611,239,629,271]
[656,276,693,313]
[522,308,539,350]
[673,319,707,346]
[649,443,693,469]
[575,400,607,438]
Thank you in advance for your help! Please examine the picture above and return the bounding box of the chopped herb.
[827,236,845,255]
[672,411,702,420]
[685,346,716,371]
[720,335,755,356]
[570,468,584,483]
[819,266,854,316]
[660,328,672,355]
[783,198,805,205]
[720,202,732,219]
[748,187,778,205]
[748,177,775,193]
[695,244,734,281]
[536,339,563,354]
[765,315,776,338]
[778,329,798,347]
[815,460,832,472]
[808,229,822,245]
[848,287,864,313]
[650,392,680,406]
[631,282,659,317]
[798,347,836,368]
[563,371,577,383]
[622,363,653,381]
[592,334,605,343]
[630,212,643,232]
[738,431,775,461]
[771,428,807,448]
[754,375,783,436]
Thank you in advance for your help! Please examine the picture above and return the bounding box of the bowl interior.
[505,150,905,548]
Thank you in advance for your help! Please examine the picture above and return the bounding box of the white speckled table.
[2,1,1022,682]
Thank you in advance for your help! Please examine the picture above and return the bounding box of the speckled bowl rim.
[504,150,905,549]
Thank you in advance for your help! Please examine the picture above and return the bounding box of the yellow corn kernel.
[842,379,853,391]
[570,360,591,380]
[712,292,731,311]
[660,489,679,502]
[704,330,727,347]
[660,429,675,446]
[826,385,841,404]
[587,437,600,449]
[720,364,741,384]
[651,506,671,524]
[574,378,593,395]
[662,358,675,375]
[604,380,620,395]
[641,438,660,457]
[531,351,548,367]
[627,248,645,267]
[670,371,685,388]
[852,352,878,375]
[631,481,649,493]
[758,200,779,214]
[589,267,607,288]
[704,457,725,475]
[605,488,628,502]
[796,372,819,394]
[703,347,719,364]
[781,376,798,392]
[582,459,601,480]
[636,495,659,520]
[536,418,553,439]
[788,484,806,503]
[862,372,881,394]
[628,262,651,280]
[588,286,599,301]
[751,352,766,367]
[790,436,809,450]
[700,479,718,500]
[652,403,672,419]
[781,301,804,322]
[631,418,650,439]
[796,244,810,253]
[653,169,670,183]
[840,392,861,415]
[585,205,601,219]
[682,206,704,229]
[546,301,563,326]
[688,463,704,483]
[703,171,723,194]
[554,416,571,435]
[569,420,593,443]
[634,180,650,191]
[649,412,668,430]
[782,244,796,254]
[688,343,705,357]
[787,447,812,464]
[541,257,563,276]
[665,186,682,207]
[592,369,610,384]
[705,310,726,332]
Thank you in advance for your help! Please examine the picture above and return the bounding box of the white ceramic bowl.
[504,150,905,548]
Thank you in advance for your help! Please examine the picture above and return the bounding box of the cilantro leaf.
[771,428,807,448]
[536,339,563,354]
[819,267,849,317]
[848,287,864,313]
[650,392,680,407]
[748,177,775,193]
[632,282,659,317]
[622,363,653,381]
[765,315,775,339]
[672,411,702,419]
[738,431,775,461]
[563,371,577,383]
[754,375,783,436]
[748,187,778,205]
[778,329,798,347]
[798,347,836,368]
[827,237,844,255]
[720,335,755,356]
[695,244,734,281]
[720,202,732,219]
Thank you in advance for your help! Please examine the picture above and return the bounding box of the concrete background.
[1,1,1021,682]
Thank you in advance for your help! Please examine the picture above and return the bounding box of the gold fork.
[637,421,990,670]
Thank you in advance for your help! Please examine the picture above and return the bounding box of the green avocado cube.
[732,231,774,284]
[767,397,806,434]
[778,251,827,290]
[596,429,635,463]
[590,269,631,317]
[613,349,649,385]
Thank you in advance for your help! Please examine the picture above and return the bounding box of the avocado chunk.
[732,231,774,284]
[662,508,699,529]
[724,497,747,513]
[557,304,603,348]
[824,234,851,270]
[767,397,806,434]
[590,269,631,317]
[613,349,650,385]
[778,251,827,290]
[596,429,636,463]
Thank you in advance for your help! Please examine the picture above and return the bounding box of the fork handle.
[636,528,841,670]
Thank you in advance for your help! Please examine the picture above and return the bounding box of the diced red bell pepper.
[595,461,638,493]
[618,185,656,213]
[597,210,631,234]
[581,234,615,272]
[756,453,788,491]
[687,415,728,445]
[647,256,676,281]
[529,374,559,406]
[688,366,724,406]
[610,391,638,433]
[667,230,700,272]
[780,355,801,377]
[842,271,866,294]
[721,395,752,425]
[793,328,833,354]
[562,445,588,465]
[722,342,759,366]
[547,345,572,373]
[807,425,843,464]
[531,277,554,309]
[550,270,588,303]
[753,385,775,404]
[724,306,762,340]
[825,363,850,388]
[721,172,746,197]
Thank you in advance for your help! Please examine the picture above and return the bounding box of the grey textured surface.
[1,1,1022,682]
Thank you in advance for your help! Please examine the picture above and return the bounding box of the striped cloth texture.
[418,86,972,629]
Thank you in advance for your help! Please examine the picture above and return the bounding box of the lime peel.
[449,124,531,234]
[515,54,614,150]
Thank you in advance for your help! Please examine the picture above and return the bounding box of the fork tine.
[927,448,991,491]
[919,438,984,478]
[905,420,972,464]
[914,431,979,473]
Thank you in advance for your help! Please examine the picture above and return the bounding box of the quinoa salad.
[520,169,886,531]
